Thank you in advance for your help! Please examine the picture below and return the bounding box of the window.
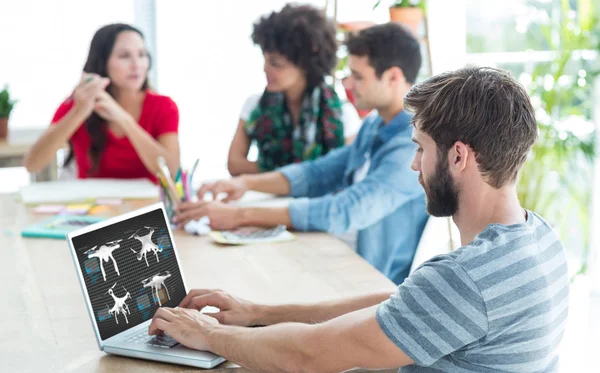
[466,0,599,279]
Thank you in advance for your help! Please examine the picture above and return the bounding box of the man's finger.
[203,312,225,324]
[197,184,215,201]
[148,317,171,336]
[174,206,207,224]
[212,182,230,195]
[222,192,242,203]
[153,307,176,322]
[189,293,229,312]
[180,289,219,308]
[177,201,203,212]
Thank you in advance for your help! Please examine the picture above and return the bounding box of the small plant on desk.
[0,84,17,138]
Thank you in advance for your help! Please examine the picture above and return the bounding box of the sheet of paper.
[32,204,66,214]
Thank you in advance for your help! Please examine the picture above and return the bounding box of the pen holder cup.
[159,188,177,226]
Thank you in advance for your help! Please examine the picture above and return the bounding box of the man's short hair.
[346,23,422,84]
[404,66,538,188]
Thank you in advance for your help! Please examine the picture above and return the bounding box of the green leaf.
[0,85,16,117]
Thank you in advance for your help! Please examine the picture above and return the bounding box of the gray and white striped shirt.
[377,211,568,372]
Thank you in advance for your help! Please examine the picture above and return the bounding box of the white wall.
[0,0,136,129]
[427,0,466,74]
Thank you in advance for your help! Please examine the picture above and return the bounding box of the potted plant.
[0,85,17,139]
[374,0,426,34]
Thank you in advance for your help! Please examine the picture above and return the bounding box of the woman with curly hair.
[227,4,361,176]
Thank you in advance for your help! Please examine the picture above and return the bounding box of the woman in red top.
[24,23,180,183]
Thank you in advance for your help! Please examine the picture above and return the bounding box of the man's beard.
[419,155,460,217]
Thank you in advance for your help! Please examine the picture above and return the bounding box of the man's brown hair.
[404,66,538,188]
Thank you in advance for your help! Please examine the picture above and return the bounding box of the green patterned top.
[245,84,345,172]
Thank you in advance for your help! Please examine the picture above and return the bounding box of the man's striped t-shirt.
[377,210,569,372]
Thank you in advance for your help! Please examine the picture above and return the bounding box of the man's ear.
[385,66,406,86]
[449,141,469,172]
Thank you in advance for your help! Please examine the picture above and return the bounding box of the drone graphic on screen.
[128,226,163,267]
[142,271,172,306]
[106,283,132,325]
[84,239,123,281]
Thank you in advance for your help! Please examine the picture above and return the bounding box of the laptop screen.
[71,207,186,341]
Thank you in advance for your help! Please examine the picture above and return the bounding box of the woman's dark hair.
[64,23,150,174]
[251,4,337,88]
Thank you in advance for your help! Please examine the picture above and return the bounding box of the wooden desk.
[0,194,397,373]
[0,128,58,182]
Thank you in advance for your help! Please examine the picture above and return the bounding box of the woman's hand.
[94,90,133,126]
[72,73,110,119]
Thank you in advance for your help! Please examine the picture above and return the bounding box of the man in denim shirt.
[175,23,429,285]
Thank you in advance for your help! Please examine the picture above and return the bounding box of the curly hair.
[251,4,337,88]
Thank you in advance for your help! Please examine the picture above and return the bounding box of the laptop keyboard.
[126,330,180,348]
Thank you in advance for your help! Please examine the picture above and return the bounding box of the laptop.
[67,202,226,369]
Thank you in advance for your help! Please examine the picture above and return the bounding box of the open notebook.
[20,179,158,205]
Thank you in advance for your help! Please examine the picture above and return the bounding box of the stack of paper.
[20,178,158,205]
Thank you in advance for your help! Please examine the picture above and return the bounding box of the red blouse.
[51,90,178,183]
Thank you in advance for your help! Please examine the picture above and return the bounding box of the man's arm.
[277,145,352,198]
[150,305,413,373]
[195,144,352,209]
[179,139,419,232]
[209,306,413,373]
[182,146,351,227]
[287,138,422,234]
[256,292,393,325]
[241,172,291,196]
[180,289,393,326]
[235,146,353,198]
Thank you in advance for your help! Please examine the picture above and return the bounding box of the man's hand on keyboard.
[179,289,261,327]
[148,307,218,351]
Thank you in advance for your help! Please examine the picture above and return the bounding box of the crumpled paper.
[183,216,211,236]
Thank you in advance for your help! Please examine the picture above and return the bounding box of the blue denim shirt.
[279,111,429,284]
